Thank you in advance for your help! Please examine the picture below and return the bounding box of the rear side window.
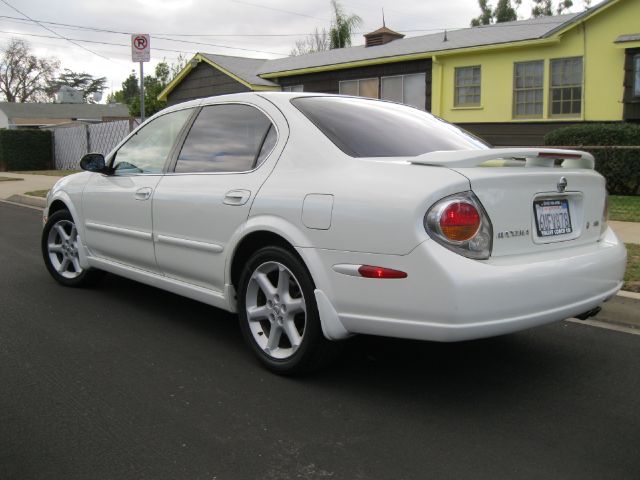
[175,104,274,173]
[292,96,488,158]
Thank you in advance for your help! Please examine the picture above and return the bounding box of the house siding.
[277,59,433,111]
[167,62,251,106]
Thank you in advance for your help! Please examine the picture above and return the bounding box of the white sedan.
[41,92,627,373]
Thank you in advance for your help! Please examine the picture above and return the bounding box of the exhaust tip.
[575,307,602,321]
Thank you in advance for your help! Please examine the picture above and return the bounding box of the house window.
[634,54,640,97]
[381,73,426,110]
[550,57,583,116]
[454,66,481,107]
[339,78,379,99]
[283,85,303,92]
[513,61,544,118]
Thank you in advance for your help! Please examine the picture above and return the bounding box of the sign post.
[131,34,150,121]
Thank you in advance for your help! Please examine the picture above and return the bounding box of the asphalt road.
[1,201,639,480]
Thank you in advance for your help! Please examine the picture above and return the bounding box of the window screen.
[292,96,488,158]
[175,104,274,173]
[550,57,583,116]
[634,55,640,97]
[454,66,481,106]
[513,61,544,117]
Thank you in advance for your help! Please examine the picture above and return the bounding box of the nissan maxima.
[41,92,627,373]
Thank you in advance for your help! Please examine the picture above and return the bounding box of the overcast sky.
[0,0,594,101]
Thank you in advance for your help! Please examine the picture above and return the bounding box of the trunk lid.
[412,148,607,257]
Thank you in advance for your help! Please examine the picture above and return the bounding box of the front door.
[152,102,282,291]
[82,108,193,272]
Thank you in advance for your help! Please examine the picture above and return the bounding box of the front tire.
[41,209,104,287]
[238,246,340,374]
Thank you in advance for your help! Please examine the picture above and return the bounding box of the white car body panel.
[43,92,627,344]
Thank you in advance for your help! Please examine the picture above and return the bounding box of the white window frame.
[454,66,481,107]
[512,60,544,119]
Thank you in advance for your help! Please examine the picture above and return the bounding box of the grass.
[24,189,49,198]
[10,170,80,177]
[0,176,23,182]
[610,195,640,223]
[624,243,640,293]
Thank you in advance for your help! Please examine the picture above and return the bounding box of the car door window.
[113,109,192,174]
[175,104,275,173]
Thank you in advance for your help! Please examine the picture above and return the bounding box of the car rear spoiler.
[411,148,595,169]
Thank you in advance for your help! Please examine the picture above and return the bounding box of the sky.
[0,0,595,101]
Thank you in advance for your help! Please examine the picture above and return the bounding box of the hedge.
[544,123,640,195]
[0,129,53,171]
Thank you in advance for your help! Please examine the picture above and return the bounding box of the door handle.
[223,189,251,206]
[134,187,153,201]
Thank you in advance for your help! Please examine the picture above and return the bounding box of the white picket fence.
[45,119,138,170]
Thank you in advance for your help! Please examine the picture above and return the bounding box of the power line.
[0,0,113,61]
[227,0,329,21]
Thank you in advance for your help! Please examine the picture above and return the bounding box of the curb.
[5,194,46,208]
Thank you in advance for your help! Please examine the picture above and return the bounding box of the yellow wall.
[432,0,640,123]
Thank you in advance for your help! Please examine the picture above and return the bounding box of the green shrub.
[544,123,640,195]
[0,129,53,171]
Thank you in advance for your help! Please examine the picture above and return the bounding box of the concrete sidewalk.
[0,172,63,207]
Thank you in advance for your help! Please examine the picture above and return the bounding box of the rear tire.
[41,209,104,287]
[238,246,341,374]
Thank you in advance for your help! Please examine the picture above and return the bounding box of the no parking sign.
[131,34,150,62]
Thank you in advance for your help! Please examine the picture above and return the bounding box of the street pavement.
[1,201,640,480]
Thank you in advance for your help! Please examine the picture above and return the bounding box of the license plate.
[534,199,572,237]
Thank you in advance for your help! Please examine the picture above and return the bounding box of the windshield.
[291,96,489,158]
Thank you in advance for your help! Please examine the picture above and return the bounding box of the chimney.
[364,26,405,47]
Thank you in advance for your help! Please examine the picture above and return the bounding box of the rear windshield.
[291,96,489,158]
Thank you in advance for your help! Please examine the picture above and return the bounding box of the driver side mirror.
[80,153,107,173]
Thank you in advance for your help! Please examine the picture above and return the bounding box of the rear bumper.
[299,227,627,342]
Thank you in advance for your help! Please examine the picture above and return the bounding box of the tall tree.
[0,39,59,102]
[471,0,494,26]
[291,28,329,56]
[107,71,139,105]
[329,0,362,49]
[109,61,182,117]
[532,0,573,16]
[46,69,107,103]
[471,0,521,26]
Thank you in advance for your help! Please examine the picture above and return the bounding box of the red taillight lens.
[358,265,407,279]
[439,202,481,241]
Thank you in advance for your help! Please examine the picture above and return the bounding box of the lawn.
[624,243,640,293]
[610,195,640,223]
[11,170,80,177]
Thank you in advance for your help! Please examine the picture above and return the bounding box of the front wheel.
[41,209,104,287]
[238,246,340,374]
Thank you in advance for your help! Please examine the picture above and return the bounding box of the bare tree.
[0,39,59,102]
[290,28,330,56]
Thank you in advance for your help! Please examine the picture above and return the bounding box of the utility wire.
[0,0,113,61]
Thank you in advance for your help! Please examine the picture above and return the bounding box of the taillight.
[439,202,481,241]
[425,191,493,260]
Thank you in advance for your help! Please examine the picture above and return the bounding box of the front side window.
[113,109,192,174]
[454,66,481,107]
[174,104,274,173]
[550,57,583,116]
[513,60,544,118]
[381,73,426,110]
[292,96,488,158]
[634,54,640,97]
[338,78,379,99]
